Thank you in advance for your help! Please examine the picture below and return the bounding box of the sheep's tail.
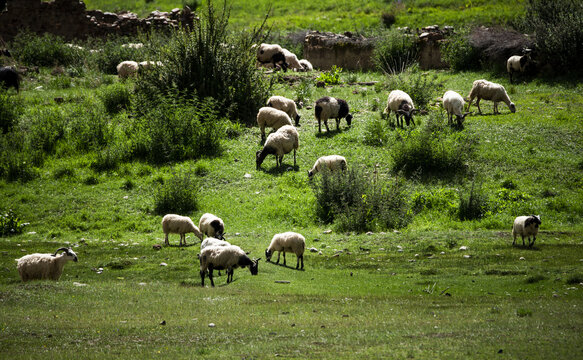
[315,105,323,120]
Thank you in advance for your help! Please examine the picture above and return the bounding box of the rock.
[73,282,87,287]
[323,229,332,234]
[275,280,291,284]
[160,262,168,266]
[309,247,319,253]
[366,231,373,235]
[208,323,215,327]
[318,251,323,255]
[463,255,471,259]
[244,173,252,178]
[519,257,525,261]
[440,252,445,255]
[459,246,468,251]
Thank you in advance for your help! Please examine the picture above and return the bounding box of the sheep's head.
[295,114,301,127]
[526,215,541,228]
[509,103,516,113]
[53,247,78,262]
[265,249,273,261]
[256,149,264,170]
[345,113,353,126]
[249,258,260,275]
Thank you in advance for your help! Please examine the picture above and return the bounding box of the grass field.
[1,0,582,358]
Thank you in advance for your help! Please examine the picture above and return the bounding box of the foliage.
[153,171,199,215]
[98,83,132,114]
[86,35,148,74]
[136,1,271,125]
[12,32,84,67]
[316,65,343,85]
[363,116,391,147]
[0,209,28,236]
[294,77,313,105]
[441,27,482,71]
[523,0,583,71]
[0,89,23,133]
[373,29,417,74]
[458,180,489,221]
[312,167,410,232]
[0,135,38,182]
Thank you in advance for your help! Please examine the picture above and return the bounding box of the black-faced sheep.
[116,61,139,79]
[16,248,78,281]
[256,125,299,170]
[256,43,289,72]
[0,66,19,92]
[467,79,516,115]
[512,215,541,247]
[507,50,531,84]
[257,107,293,142]
[267,96,301,126]
[314,96,353,133]
[384,90,418,128]
[162,214,204,246]
[308,155,347,178]
[298,59,313,72]
[199,245,260,287]
[265,232,305,270]
[199,213,225,240]
[442,90,470,127]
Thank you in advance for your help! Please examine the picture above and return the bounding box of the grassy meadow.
[1,0,583,359]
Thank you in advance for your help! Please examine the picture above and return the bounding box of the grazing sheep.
[116,61,139,79]
[199,213,225,240]
[512,215,541,247]
[282,48,303,71]
[507,50,531,84]
[467,79,516,114]
[314,96,353,133]
[256,43,289,72]
[267,96,301,126]
[16,248,78,282]
[162,214,203,246]
[200,237,230,249]
[308,155,347,178]
[199,245,260,287]
[256,107,293,142]
[0,66,19,92]
[384,90,418,128]
[298,59,313,72]
[256,125,299,170]
[265,232,305,270]
[442,90,470,127]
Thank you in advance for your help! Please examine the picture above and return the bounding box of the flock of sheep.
[9,42,541,286]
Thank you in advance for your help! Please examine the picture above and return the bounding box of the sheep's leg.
[395,113,401,128]
[200,269,206,287]
[208,268,215,287]
[165,233,169,246]
[296,255,300,269]
[447,113,452,125]
[300,255,304,270]
[180,234,185,246]
[324,119,330,132]
[512,233,516,246]
[476,98,482,114]
[318,119,322,133]
[466,97,473,112]
[521,235,525,246]
[530,235,536,247]
[275,251,281,264]
[282,251,286,266]
[493,102,499,114]
[293,149,296,167]
[336,118,340,130]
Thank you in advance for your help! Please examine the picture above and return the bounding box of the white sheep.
[256,107,293,142]
[442,90,470,127]
[200,237,230,249]
[507,50,531,84]
[162,214,203,246]
[199,213,225,240]
[512,215,541,247]
[298,59,313,72]
[267,96,301,126]
[467,79,516,115]
[138,61,163,70]
[265,232,305,270]
[199,245,260,287]
[256,125,299,170]
[122,43,144,49]
[308,155,347,178]
[314,96,353,133]
[16,248,78,282]
[116,61,139,79]
[256,43,288,72]
[384,90,418,128]
[282,48,303,71]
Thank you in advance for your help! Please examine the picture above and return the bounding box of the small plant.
[363,117,391,146]
[525,274,547,284]
[294,77,313,105]
[154,171,198,215]
[121,179,134,190]
[516,308,533,318]
[194,160,211,177]
[373,29,417,74]
[441,27,481,71]
[458,180,489,221]
[83,175,99,185]
[0,89,24,133]
[566,274,583,285]
[0,209,29,236]
[381,12,397,28]
[99,83,132,114]
[316,65,342,85]
[13,32,84,67]
[53,166,75,179]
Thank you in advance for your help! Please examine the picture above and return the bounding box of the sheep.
[138,61,163,70]
[256,107,293,142]
[200,237,230,249]
[442,90,470,127]
[199,213,225,240]
[466,79,516,115]
[116,61,139,79]
[256,43,289,72]
[199,245,260,287]
[162,214,203,246]
[265,232,305,270]
[267,96,301,126]
[308,155,347,178]
[282,48,303,71]
[16,248,78,282]
[0,66,19,92]
[507,50,531,84]
[512,215,541,247]
[384,90,418,128]
[314,96,353,133]
[298,59,313,72]
[256,125,299,170]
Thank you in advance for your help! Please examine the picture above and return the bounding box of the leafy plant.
[99,83,132,114]
[441,27,482,71]
[154,171,199,215]
[0,209,28,236]
[316,65,342,85]
[12,32,84,67]
[0,89,23,133]
[458,180,489,221]
[373,29,418,74]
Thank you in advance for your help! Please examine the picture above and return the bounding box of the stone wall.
[0,0,196,43]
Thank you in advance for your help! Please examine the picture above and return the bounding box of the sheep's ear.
[246,251,251,255]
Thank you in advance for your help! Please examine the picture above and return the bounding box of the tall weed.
[154,171,199,215]
[373,29,418,74]
[12,32,84,67]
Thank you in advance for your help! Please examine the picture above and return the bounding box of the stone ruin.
[0,0,196,43]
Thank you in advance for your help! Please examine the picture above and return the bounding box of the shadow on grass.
[257,164,300,175]
[265,260,305,271]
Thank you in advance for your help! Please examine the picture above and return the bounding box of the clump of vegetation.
[566,274,583,285]
[385,68,442,109]
[441,27,482,71]
[458,181,489,221]
[373,29,417,74]
[87,35,148,74]
[0,209,28,236]
[312,167,410,232]
[381,12,397,29]
[525,274,547,284]
[316,65,342,85]
[154,171,198,215]
[99,83,132,114]
[294,77,313,105]
[12,32,84,67]
[363,117,391,146]
[0,89,23,133]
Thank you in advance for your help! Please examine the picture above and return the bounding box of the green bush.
[12,32,84,67]
[99,83,132,114]
[373,29,418,74]
[154,171,199,215]
[363,117,391,146]
[0,209,28,236]
[316,65,342,85]
[294,77,313,105]
[0,134,39,182]
[65,101,112,153]
[312,167,410,232]
[458,181,489,221]
[441,27,482,71]
[0,89,23,133]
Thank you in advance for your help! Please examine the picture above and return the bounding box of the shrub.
[0,209,28,236]
[99,83,132,114]
[381,12,397,29]
[294,77,313,105]
[458,181,489,221]
[312,167,410,232]
[566,274,583,285]
[373,29,418,74]
[0,89,23,133]
[316,65,342,85]
[0,135,39,182]
[12,32,84,67]
[363,117,391,146]
[53,166,75,180]
[441,27,482,71]
[154,171,198,215]
[65,100,113,153]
